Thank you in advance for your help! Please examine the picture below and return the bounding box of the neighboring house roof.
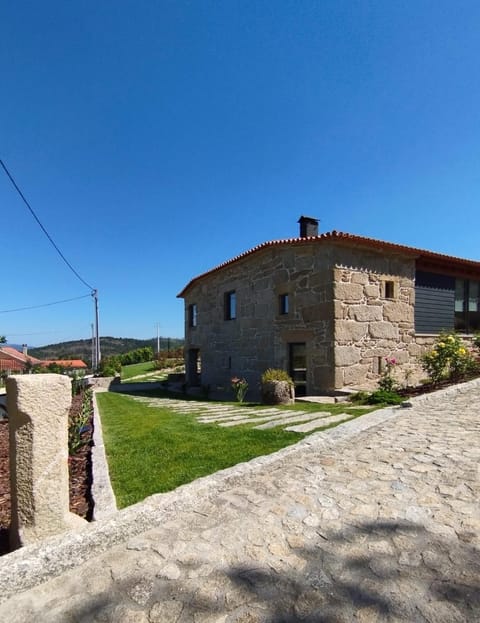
[0,347,43,372]
[178,231,480,297]
[41,359,88,369]
[0,348,87,371]
[0,347,42,365]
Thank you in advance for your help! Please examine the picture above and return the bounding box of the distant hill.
[29,336,184,366]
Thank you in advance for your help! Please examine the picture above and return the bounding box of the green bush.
[349,391,370,403]
[154,357,184,371]
[422,332,478,384]
[97,354,121,377]
[261,368,294,385]
[367,390,404,405]
[99,364,119,377]
[119,347,153,366]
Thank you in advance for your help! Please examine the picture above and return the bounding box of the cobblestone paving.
[130,395,355,432]
[1,383,479,622]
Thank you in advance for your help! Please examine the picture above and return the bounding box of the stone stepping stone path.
[254,411,350,430]
[285,411,354,433]
[129,395,353,433]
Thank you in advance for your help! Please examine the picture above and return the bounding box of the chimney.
[22,344,28,357]
[298,215,319,238]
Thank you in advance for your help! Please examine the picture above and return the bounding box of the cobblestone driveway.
[1,381,479,622]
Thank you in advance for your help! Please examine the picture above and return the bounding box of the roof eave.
[177,231,480,298]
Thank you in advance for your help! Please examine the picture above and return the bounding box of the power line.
[4,328,89,337]
[0,294,91,314]
[0,158,94,291]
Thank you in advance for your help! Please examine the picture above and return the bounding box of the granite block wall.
[182,240,470,395]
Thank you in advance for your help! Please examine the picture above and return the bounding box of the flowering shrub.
[231,377,248,403]
[422,332,477,384]
[366,357,402,404]
[378,357,398,392]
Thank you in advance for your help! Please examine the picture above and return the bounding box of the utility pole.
[92,289,101,369]
[156,323,160,356]
[91,323,95,370]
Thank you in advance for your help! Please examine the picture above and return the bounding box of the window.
[279,293,289,315]
[188,303,198,327]
[224,291,236,320]
[384,281,395,299]
[455,279,480,333]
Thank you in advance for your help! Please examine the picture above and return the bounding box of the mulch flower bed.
[0,391,94,555]
[398,372,480,399]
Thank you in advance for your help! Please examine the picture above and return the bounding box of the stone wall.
[183,243,336,399]
[85,376,119,390]
[332,247,416,389]
[182,240,475,395]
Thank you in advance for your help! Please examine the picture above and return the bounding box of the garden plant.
[367,357,404,405]
[231,377,249,402]
[422,331,478,385]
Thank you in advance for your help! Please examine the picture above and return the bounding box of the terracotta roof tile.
[0,349,87,370]
[41,359,88,369]
[178,231,480,297]
[0,347,42,364]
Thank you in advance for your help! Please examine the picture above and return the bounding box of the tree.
[0,336,5,344]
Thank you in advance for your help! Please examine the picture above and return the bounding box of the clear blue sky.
[2,1,480,347]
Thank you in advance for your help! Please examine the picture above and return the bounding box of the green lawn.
[120,361,156,380]
[96,392,307,508]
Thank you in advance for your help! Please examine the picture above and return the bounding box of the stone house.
[178,217,480,398]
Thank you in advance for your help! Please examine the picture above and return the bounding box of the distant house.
[0,346,42,373]
[178,216,480,398]
[0,346,87,374]
[41,359,88,371]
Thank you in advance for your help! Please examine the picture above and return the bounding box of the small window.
[469,280,479,313]
[279,293,289,315]
[384,281,395,299]
[188,303,198,327]
[224,291,236,320]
